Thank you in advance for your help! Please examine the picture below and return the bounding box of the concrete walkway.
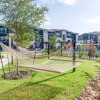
[0,54,11,69]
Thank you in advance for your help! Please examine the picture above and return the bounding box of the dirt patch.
[2,71,32,80]
[77,73,100,100]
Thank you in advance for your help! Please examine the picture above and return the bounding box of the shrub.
[0,54,4,58]
[94,54,100,58]
[78,52,84,58]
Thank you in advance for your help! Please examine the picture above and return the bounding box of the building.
[0,23,78,50]
[78,31,100,44]
[33,28,78,49]
[0,23,13,50]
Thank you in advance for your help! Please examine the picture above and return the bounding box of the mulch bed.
[77,73,100,100]
[2,71,32,80]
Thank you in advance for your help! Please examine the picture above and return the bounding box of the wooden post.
[7,53,10,72]
[0,52,5,78]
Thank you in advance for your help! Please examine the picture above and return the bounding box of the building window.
[56,32,62,37]
[0,36,6,41]
[66,32,71,38]
[0,28,3,32]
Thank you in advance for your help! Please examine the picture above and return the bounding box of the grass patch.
[0,58,100,100]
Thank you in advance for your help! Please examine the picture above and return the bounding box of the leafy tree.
[49,33,57,50]
[0,0,48,75]
[81,40,86,53]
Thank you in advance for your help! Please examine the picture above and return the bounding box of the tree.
[0,0,48,75]
[49,33,57,50]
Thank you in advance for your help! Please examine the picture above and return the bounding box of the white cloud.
[58,0,78,5]
[41,0,55,4]
[87,16,100,25]
[44,17,51,25]
[41,0,78,5]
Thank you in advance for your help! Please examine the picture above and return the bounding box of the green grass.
[0,59,100,100]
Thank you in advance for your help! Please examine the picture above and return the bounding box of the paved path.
[0,54,11,69]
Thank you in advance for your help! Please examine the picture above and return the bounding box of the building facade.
[78,31,100,44]
[0,23,78,50]
[33,28,78,49]
[0,23,13,50]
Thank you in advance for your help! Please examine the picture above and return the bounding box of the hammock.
[0,42,82,73]
[17,45,65,59]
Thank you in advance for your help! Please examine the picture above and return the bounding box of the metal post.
[48,43,50,59]
[72,37,76,72]
[7,53,10,72]
[0,52,5,78]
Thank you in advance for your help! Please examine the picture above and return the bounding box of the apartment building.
[34,28,78,49]
[78,31,100,44]
[0,23,13,50]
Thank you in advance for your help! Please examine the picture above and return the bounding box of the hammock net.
[0,42,82,73]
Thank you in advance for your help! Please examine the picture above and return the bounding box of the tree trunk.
[0,52,5,78]
[16,45,19,75]
[11,55,13,65]
[7,54,10,72]
[16,58,19,75]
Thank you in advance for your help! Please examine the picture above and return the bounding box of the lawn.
[0,58,100,100]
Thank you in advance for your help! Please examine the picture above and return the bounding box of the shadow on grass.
[0,84,64,100]
[26,71,74,86]
[81,71,93,79]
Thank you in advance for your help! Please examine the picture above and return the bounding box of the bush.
[94,54,100,58]
[0,54,4,58]
[78,52,84,58]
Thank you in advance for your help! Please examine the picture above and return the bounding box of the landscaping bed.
[2,71,32,80]
[77,73,100,100]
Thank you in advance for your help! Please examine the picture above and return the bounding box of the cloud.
[41,0,78,5]
[58,0,78,5]
[41,0,55,4]
[87,16,100,25]
[44,17,51,25]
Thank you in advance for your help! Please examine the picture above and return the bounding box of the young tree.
[0,0,48,75]
[49,33,57,50]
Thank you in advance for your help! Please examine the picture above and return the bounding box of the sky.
[36,0,100,34]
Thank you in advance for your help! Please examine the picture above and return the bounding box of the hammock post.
[72,35,76,72]
[7,53,10,72]
[48,43,50,59]
[0,51,5,78]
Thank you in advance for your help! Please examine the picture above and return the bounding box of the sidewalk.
[0,54,11,69]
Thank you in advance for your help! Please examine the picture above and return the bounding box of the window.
[0,28,3,32]
[0,36,5,41]
[66,32,71,38]
[56,31,62,37]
